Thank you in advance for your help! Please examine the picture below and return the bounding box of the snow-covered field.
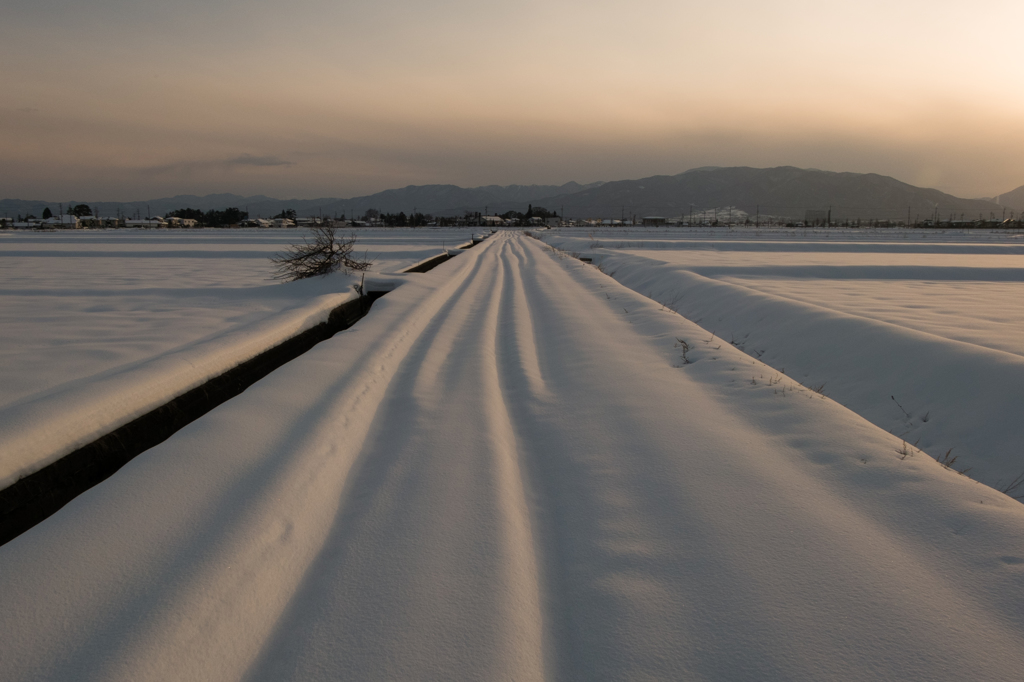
[0,228,473,486]
[2,230,1024,680]
[543,226,1024,489]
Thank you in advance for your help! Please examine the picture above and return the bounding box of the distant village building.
[42,215,81,228]
[239,218,275,228]
[272,218,296,228]
[642,216,666,226]
[125,218,167,228]
[164,217,198,228]
[481,216,505,226]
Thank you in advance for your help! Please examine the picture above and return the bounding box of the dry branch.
[271,226,371,281]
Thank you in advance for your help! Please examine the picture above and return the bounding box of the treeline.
[153,204,561,227]
[499,204,558,225]
[36,204,95,220]
[378,212,437,227]
[360,204,558,227]
[167,207,248,226]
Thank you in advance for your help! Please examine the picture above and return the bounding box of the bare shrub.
[674,337,691,365]
[936,448,957,468]
[272,226,372,281]
[1000,471,1024,500]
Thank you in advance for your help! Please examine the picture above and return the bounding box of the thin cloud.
[140,154,295,176]
[228,154,294,167]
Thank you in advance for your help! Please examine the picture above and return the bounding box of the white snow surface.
[2,231,1024,680]
[544,226,1024,489]
[0,228,473,487]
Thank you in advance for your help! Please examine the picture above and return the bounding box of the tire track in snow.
[0,244,504,681]
[242,232,545,680]
[502,236,743,679]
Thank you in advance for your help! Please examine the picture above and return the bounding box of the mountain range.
[2,168,1021,222]
[529,167,1014,222]
[0,182,601,222]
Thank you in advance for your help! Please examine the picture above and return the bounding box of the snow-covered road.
[3,232,1024,680]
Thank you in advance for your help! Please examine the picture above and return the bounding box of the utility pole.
[756,205,759,228]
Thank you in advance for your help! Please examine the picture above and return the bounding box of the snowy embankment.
[2,233,1024,680]
[543,228,1024,489]
[0,228,468,488]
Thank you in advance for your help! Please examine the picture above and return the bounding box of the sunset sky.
[3,0,1022,201]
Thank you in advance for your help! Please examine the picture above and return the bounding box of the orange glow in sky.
[2,0,1022,200]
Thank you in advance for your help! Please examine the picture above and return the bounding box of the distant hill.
[1,169,1014,222]
[305,181,603,219]
[0,182,601,221]
[994,185,1024,212]
[538,167,1007,221]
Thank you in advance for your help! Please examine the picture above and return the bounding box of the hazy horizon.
[0,164,1011,208]
[3,0,1023,202]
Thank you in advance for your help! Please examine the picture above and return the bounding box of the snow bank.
[545,228,1024,487]
[0,228,468,488]
[0,283,359,488]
